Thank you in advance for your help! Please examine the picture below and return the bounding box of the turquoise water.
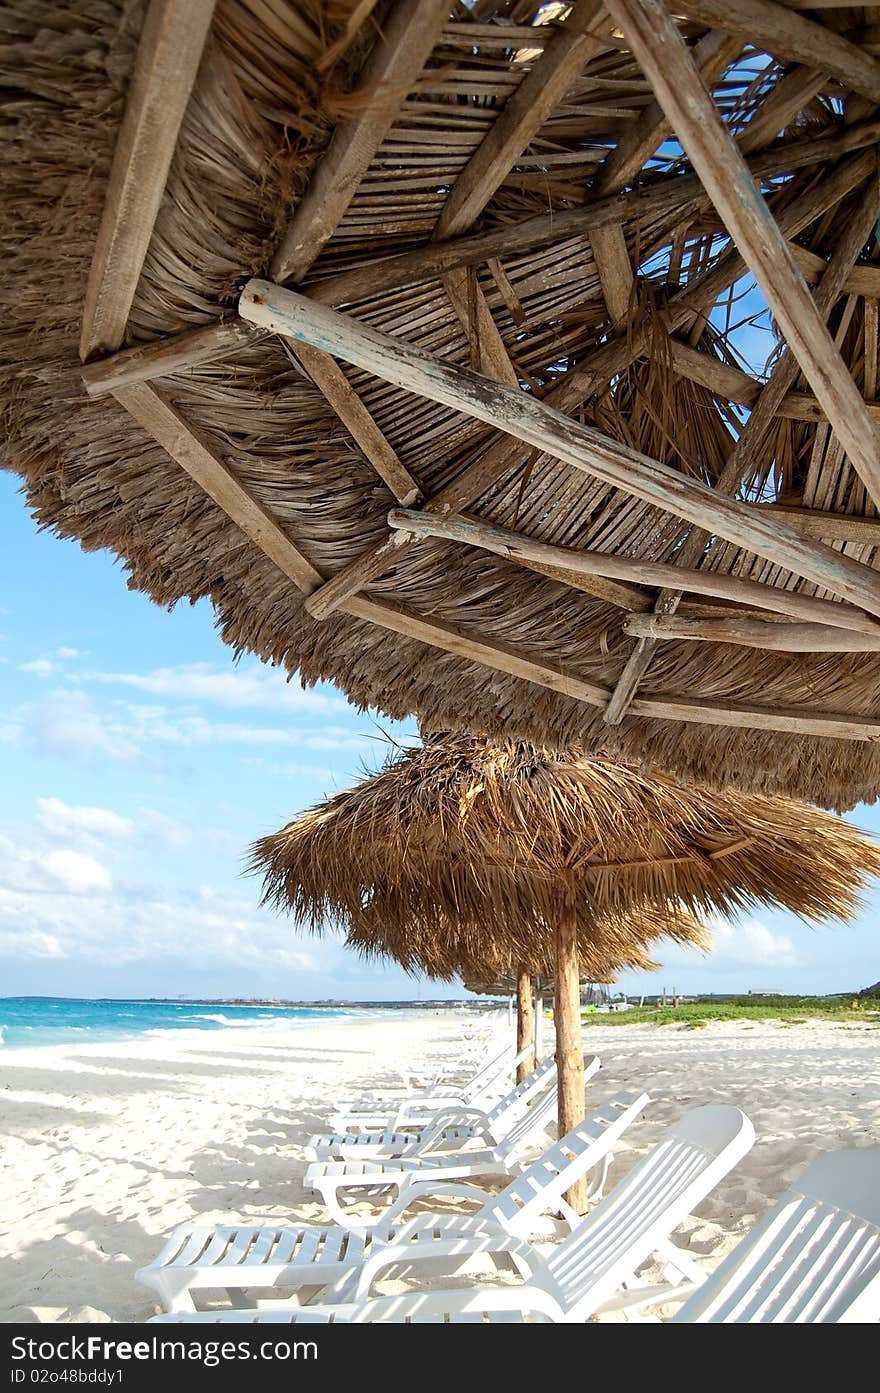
[0,997,377,1050]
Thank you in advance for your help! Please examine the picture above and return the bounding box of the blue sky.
[1,468,878,1001]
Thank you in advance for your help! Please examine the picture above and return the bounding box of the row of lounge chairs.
[136,1019,880,1323]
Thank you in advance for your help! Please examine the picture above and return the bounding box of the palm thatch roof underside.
[250,738,880,966]
[7,2,880,806]
[343,903,709,981]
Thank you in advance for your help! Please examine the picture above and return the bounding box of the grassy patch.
[581,996,875,1026]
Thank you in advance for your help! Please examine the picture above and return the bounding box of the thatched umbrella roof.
[5,4,880,808]
[342,902,709,982]
[252,737,880,937]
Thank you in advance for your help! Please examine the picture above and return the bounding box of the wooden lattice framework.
[8,0,880,806]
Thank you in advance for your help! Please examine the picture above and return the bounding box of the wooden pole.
[516,968,536,1084]
[239,278,880,622]
[555,890,587,1213]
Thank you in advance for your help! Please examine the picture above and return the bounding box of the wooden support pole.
[387,507,880,635]
[624,613,880,651]
[80,0,217,359]
[604,0,880,515]
[78,122,880,400]
[239,279,880,621]
[516,969,536,1084]
[555,891,587,1212]
[111,384,880,744]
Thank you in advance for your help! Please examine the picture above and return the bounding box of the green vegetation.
[581,995,880,1026]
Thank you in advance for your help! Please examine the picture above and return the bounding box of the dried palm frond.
[251,736,880,969]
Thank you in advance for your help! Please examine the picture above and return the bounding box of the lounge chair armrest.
[379,1180,492,1226]
[411,1106,492,1152]
[353,1230,532,1301]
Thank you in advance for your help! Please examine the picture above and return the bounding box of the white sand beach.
[1,1009,878,1323]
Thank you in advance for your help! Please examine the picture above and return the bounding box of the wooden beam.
[387,507,880,635]
[79,0,216,358]
[595,29,741,195]
[270,0,450,284]
[435,0,608,240]
[602,173,880,724]
[788,244,880,300]
[113,383,880,743]
[669,0,880,102]
[81,320,254,397]
[624,613,880,651]
[628,694,880,741]
[345,594,611,706]
[735,64,828,156]
[271,154,873,625]
[112,383,322,594]
[605,0,880,516]
[750,504,880,545]
[590,223,633,328]
[239,278,880,621]
[291,341,422,503]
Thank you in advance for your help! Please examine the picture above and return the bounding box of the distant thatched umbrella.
[251,735,880,1210]
[345,902,708,1083]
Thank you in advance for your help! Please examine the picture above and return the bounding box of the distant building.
[748,987,782,996]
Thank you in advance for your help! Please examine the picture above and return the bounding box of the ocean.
[0,996,395,1050]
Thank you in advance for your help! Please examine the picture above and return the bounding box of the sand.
[0,1009,878,1322]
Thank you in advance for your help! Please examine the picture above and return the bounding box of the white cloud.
[0,834,112,898]
[705,914,801,968]
[90,662,345,715]
[36,797,134,849]
[20,659,54,677]
[43,849,112,895]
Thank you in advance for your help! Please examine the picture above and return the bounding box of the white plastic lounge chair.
[330,1042,534,1132]
[151,1104,753,1323]
[141,1090,649,1315]
[306,1054,586,1162]
[672,1147,880,1323]
[306,1057,569,1227]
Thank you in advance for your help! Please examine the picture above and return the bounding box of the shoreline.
[1,1011,877,1322]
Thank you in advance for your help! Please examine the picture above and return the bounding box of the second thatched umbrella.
[251,735,880,1210]
[344,901,709,1083]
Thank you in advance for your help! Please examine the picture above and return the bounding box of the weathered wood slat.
[112,382,322,594]
[624,613,880,651]
[671,0,880,102]
[435,0,608,240]
[387,507,880,635]
[602,175,880,724]
[595,29,741,195]
[736,64,828,155]
[78,121,880,400]
[749,505,880,544]
[292,342,422,504]
[79,0,217,359]
[239,279,880,621]
[589,223,633,328]
[605,0,880,516]
[270,0,450,284]
[629,694,880,741]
